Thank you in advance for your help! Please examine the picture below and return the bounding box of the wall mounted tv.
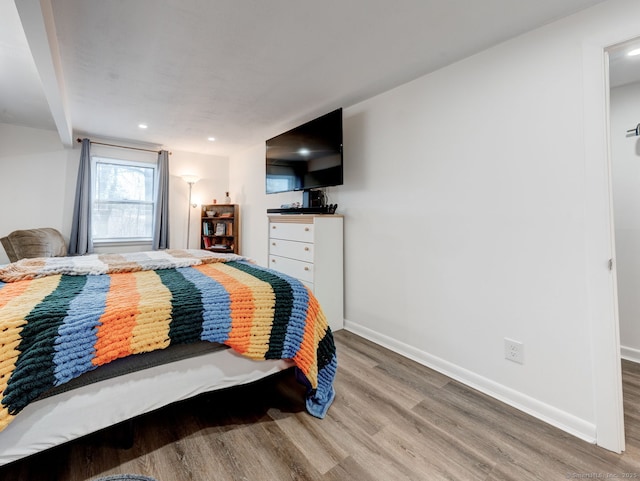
[266,108,343,195]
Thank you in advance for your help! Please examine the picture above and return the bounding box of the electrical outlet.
[504,338,524,364]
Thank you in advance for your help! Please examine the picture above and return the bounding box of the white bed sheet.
[0,347,292,466]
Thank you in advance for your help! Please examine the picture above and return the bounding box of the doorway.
[607,36,640,451]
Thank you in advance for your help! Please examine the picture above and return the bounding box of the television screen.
[266,108,343,194]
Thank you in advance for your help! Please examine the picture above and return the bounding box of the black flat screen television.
[266,108,343,195]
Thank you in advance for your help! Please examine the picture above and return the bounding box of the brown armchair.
[0,228,67,263]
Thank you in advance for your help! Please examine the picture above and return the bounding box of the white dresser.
[268,215,344,332]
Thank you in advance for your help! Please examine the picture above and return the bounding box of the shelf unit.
[201,204,239,254]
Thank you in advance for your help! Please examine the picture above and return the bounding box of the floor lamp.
[181,175,200,248]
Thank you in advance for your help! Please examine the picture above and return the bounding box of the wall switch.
[504,338,524,364]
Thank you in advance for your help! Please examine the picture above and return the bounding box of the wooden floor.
[3,330,640,480]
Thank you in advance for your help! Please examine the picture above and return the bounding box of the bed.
[0,249,337,466]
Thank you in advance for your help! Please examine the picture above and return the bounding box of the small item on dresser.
[224,192,231,204]
[280,202,301,209]
[212,199,217,204]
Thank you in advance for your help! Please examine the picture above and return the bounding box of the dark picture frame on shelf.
[214,223,226,236]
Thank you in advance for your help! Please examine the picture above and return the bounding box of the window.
[92,157,156,243]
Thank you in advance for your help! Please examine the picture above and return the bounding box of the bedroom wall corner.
[168,150,229,250]
[344,318,598,443]
[229,143,308,264]
[0,123,78,265]
[228,143,269,264]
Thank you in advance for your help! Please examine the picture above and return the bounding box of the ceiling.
[1,0,622,157]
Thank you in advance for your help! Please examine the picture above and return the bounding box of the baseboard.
[621,345,640,364]
[344,319,597,444]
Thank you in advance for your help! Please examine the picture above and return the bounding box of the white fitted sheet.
[0,347,292,466]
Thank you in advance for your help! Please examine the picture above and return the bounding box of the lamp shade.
[181,174,200,184]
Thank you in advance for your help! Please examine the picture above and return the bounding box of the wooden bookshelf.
[200,204,239,254]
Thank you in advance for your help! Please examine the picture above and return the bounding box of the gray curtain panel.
[68,138,93,255]
[153,149,170,250]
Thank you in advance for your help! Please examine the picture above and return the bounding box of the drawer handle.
[304,247,310,251]
[271,259,276,263]
[272,225,276,229]
[304,267,310,271]
[272,242,276,246]
[304,227,310,232]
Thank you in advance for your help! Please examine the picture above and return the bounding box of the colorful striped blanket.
[0,249,247,283]
[0,251,337,433]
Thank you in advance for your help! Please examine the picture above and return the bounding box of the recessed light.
[207,137,216,142]
[138,123,148,129]
[298,148,310,156]
[628,48,640,57]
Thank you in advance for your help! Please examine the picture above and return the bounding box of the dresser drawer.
[269,238,314,263]
[269,255,314,283]
[269,222,314,243]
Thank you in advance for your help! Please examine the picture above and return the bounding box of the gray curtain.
[153,150,170,249]
[68,138,93,255]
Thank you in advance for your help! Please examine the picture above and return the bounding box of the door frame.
[582,29,640,453]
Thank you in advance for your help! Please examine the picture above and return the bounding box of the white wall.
[0,123,78,264]
[169,150,229,250]
[611,81,640,361]
[229,143,300,263]
[0,123,229,262]
[230,0,640,448]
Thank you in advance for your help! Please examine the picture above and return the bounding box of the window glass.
[92,157,156,242]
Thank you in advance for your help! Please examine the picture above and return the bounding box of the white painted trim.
[621,346,640,364]
[344,320,597,444]
[580,23,640,453]
[15,0,72,147]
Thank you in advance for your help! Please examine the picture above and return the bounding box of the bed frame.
[0,344,292,466]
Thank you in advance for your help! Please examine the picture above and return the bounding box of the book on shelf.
[202,236,212,248]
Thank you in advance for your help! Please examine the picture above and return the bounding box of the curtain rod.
[76,138,171,155]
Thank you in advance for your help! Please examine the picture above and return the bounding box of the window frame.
[90,155,158,245]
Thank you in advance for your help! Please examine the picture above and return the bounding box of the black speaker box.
[303,190,325,208]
